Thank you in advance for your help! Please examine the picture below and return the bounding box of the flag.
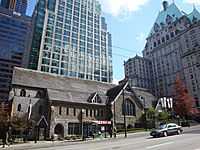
[169,98,173,108]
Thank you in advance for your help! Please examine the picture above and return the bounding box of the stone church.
[9,67,156,139]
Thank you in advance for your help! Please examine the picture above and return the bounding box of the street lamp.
[176,115,180,125]
[113,102,116,138]
[25,95,32,142]
[141,96,147,131]
[81,109,85,141]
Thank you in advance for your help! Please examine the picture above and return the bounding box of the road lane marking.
[91,140,146,150]
[146,142,174,149]
[194,148,200,150]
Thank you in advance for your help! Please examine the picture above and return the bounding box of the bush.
[64,136,71,140]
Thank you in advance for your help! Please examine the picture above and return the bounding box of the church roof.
[12,67,115,94]
[132,87,157,108]
[12,67,155,108]
[12,67,115,105]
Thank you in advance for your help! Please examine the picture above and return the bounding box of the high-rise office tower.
[28,0,113,83]
[124,1,200,109]
[1,0,27,15]
[0,6,32,101]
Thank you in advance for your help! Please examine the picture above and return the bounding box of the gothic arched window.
[122,99,136,116]
[154,42,157,47]
[170,32,174,38]
[166,35,169,41]
[162,37,165,43]
[157,39,161,45]
[17,103,21,112]
[175,30,180,36]
[20,89,26,97]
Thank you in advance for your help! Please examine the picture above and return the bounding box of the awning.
[84,120,111,125]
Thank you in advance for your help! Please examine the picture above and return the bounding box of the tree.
[172,75,199,117]
[146,108,158,119]
[0,102,11,129]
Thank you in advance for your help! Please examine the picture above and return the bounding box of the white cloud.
[99,0,149,20]
[183,0,200,4]
[112,79,120,85]
[136,33,145,41]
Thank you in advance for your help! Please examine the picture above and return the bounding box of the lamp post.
[177,115,180,126]
[25,95,32,142]
[113,101,116,138]
[123,90,127,137]
[81,109,85,141]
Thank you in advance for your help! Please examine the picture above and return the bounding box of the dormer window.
[160,22,165,28]
[92,95,101,103]
[36,91,42,98]
[88,92,102,103]
[153,23,160,32]
[166,15,173,25]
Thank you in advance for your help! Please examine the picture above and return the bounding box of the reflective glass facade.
[28,0,113,83]
[0,7,32,101]
[1,0,27,15]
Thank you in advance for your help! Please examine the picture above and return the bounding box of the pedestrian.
[98,131,102,139]
[2,127,10,148]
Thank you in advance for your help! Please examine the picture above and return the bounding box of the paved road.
[3,125,200,150]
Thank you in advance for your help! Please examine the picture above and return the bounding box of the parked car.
[150,123,183,138]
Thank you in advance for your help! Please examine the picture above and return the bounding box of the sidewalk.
[1,131,150,149]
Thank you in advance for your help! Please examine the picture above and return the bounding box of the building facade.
[0,6,32,101]
[124,55,153,93]
[1,0,27,14]
[9,67,155,139]
[28,0,113,83]
[124,1,200,109]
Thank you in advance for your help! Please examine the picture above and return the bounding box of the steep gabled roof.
[12,67,115,95]
[149,3,183,36]
[12,67,116,104]
[187,8,200,22]
[132,87,157,108]
[149,3,200,37]
[106,80,129,103]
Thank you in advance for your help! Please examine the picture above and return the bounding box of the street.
[3,125,200,150]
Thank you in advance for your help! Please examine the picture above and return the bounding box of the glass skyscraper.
[0,6,32,101]
[28,0,113,83]
[1,0,27,15]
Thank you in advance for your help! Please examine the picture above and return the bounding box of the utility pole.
[113,102,116,138]
[123,90,127,137]
[144,98,147,131]
[81,109,85,141]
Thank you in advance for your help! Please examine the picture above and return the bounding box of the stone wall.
[112,95,143,128]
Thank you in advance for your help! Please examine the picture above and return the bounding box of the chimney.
[162,1,169,11]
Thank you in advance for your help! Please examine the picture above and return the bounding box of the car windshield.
[157,124,167,129]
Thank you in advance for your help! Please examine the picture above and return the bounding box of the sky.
[26,0,200,84]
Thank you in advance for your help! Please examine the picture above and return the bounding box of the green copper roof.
[187,8,200,22]
[149,2,200,37]
[149,3,183,36]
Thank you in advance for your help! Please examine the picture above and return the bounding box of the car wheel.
[163,132,168,137]
[153,135,156,138]
[177,129,181,135]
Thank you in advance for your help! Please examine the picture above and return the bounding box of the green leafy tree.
[147,108,158,119]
